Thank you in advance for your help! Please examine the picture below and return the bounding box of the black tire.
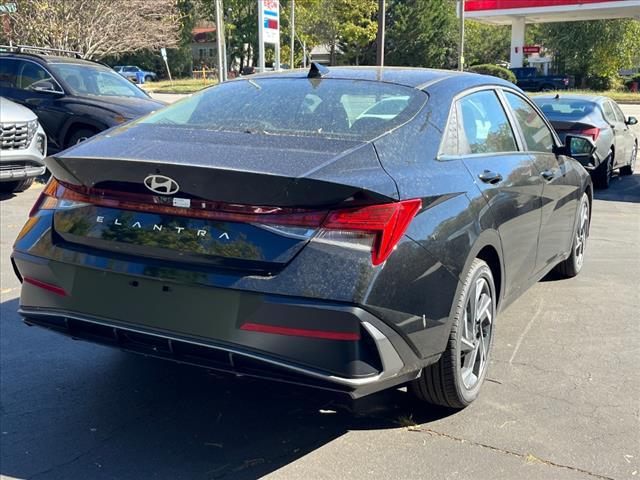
[540,84,555,92]
[144,75,154,82]
[620,142,637,176]
[0,177,34,193]
[593,151,613,189]
[556,192,590,278]
[410,258,496,408]
[66,128,97,148]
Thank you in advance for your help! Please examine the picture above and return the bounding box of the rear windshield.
[533,98,597,119]
[139,78,427,140]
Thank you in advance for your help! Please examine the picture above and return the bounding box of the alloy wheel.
[460,276,494,390]
[574,199,589,270]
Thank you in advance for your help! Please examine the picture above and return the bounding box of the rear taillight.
[576,127,600,141]
[31,179,421,266]
[319,199,422,265]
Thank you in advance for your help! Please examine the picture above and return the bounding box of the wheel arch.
[461,229,505,311]
[62,122,102,148]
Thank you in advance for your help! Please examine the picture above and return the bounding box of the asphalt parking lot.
[0,105,639,480]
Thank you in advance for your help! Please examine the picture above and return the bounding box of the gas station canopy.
[465,0,640,25]
[462,0,640,67]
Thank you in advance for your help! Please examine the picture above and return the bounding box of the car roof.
[0,52,102,67]
[246,66,515,90]
[533,94,610,104]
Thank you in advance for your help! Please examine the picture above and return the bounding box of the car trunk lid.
[45,126,399,272]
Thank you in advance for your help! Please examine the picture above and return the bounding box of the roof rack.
[0,44,83,59]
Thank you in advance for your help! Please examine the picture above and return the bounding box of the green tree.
[465,21,510,66]
[537,19,640,87]
[295,0,377,65]
[384,0,457,69]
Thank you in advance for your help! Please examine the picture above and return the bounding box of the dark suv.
[0,47,165,153]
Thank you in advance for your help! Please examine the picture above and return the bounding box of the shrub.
[467,64,517,84]
[623,73,640,91]
[585,75,624,91]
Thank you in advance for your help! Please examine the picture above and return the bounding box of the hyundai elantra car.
[12,65,594,408]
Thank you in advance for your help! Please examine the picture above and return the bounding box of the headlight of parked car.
[27,119,39,145]
[35,133,46,156]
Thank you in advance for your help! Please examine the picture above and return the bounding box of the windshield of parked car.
[533,98,597,119]
[138,78,427,140]
[48,63,148,99]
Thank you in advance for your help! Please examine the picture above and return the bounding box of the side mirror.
[627,116,638,126]
[564,134,597,159]
[29,80,62,94]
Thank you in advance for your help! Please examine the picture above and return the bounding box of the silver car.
[0,97,47,193]
[534,95,638,189]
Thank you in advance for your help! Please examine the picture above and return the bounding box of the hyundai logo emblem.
[144,174,180,195]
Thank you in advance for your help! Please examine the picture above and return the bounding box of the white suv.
[1,97,46,193]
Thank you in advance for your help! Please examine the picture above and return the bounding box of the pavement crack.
[410,427,617,480]
[509,298,544,364]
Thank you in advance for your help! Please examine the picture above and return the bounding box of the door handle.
[541,169,556,181]
[478,170,503,184]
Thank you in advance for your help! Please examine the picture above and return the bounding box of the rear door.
[502,90,580,274]
[452,89,543,298]
[602,100,629,164]
[611,101,635,167]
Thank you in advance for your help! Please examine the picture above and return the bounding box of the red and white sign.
[260,0,280,45]
[523,45,541,54]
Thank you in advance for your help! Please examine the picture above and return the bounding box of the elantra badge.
[144,174,179,195]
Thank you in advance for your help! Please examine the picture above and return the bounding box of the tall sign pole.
[258,0,265,73]
[289,0,295,69]
[375,0,385,67]
[215,0,226,81]
[258,0,280,72]
[458,0,465,71]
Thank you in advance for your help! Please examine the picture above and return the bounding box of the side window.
[439,101,460,156]
[457,90,517,155]
[504,92,555,153]
[611,102,626,124]
[602,101,616,123]
[0,58,20,88]
[17,61,57,91]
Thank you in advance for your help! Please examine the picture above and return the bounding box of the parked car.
[510,67,573,92]
[13,65,594,408]
[114,65,157,83]
[0,48,165,154]
[0,97,46,193]
[534,94,638,188]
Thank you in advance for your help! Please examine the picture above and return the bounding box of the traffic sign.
[523,45,541,54]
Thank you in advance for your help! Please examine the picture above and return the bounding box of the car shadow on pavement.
[0,297,456,480]
[593,171,640,203]
[0,192,18,201]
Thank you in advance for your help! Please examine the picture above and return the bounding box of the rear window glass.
[533,98,597,119]
[139,78,427,140]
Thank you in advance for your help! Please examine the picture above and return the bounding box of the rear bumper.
[13,252,424,398]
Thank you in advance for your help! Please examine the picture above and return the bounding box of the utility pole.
[215,0,226,81]
[258,0,265,72]
[375,0,385,67]
[458,0,465,71]
[290,0,295,68]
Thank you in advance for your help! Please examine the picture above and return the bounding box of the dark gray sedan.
[534,95,638,188]
[13,66,594,409]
